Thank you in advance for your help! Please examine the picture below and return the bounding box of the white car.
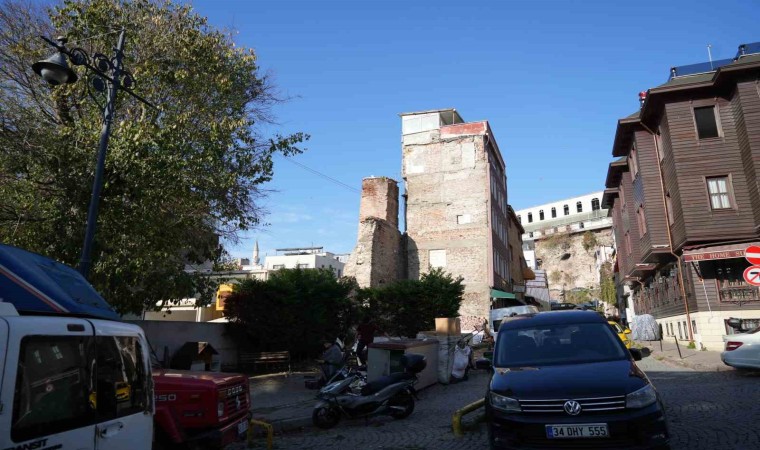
[721,325,760,370]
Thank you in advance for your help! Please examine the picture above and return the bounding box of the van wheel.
[388,391,415,419]
[313,405,340,429]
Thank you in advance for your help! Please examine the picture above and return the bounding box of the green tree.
[599,261,616,305]
[0,0,307,314]
[360,268,464,338]
[224,269,359,360]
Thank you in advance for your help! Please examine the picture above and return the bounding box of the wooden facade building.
[603,43,760,349]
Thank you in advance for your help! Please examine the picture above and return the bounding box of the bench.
[239,351,291,374]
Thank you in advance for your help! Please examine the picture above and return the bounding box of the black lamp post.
[32,30,154,279]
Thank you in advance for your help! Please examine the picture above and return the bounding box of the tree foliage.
[582,231,599,252]
[599,261,616,305]
[0,0,307,313]
[223,269,359,360]
[359,268,464,338]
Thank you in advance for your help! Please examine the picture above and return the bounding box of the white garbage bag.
[451,345,471,379]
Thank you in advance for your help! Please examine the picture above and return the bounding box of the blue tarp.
[0,244,119,320]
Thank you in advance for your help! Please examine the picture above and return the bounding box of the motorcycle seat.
[361,372,414,396]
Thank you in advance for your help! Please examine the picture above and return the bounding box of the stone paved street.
[238,356,760,450]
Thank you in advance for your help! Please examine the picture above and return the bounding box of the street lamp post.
[32,30,154,279]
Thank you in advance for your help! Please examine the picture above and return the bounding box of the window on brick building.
[577,201,583,213]
[551,207,556,218]
[591,198,600,211]
[528,213,533,223]
[429,249,447,268]
[563,204,569,215]
[539,210,545,221]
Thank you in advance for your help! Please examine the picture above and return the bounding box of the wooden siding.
[660,111,687,246]
[663,97,758,246]
[633,128,670,260]
[621,168,642,277]
[735,80,760,228]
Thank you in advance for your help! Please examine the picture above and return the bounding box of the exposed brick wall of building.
[403,128,498,320]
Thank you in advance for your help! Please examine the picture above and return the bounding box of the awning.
[682,241,760,262]
[491,288,516,299]
[522,267,536,280]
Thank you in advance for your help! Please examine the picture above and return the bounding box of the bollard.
[452,398,485,437]
[247,418,274,450]
[673,336,682,359]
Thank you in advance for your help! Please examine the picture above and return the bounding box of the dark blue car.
[478,310,670,450]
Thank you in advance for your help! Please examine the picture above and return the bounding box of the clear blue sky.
[188,0,759,260]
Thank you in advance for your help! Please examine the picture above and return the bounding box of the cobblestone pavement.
[239,358,760,450]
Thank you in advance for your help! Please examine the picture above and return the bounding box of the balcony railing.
[522,209,608,233]
[718,285,760,305]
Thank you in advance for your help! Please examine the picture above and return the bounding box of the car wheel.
[388,390,415,419]
[312,404,341,429]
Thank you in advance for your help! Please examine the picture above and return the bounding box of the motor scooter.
[312,353,426,429]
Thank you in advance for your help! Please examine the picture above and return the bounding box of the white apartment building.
[515,191,613,240]
[264,247,345,277]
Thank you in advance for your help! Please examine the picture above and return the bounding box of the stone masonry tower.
[344,177,403,287]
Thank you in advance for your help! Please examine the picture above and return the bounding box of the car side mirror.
[475,358,492,370]
[629,348,642,361]
[624,329,632,334]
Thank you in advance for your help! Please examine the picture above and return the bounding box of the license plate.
[237,420,249,435]
[546,423,608,439]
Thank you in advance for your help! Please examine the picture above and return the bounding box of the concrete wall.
[126,320,239,370]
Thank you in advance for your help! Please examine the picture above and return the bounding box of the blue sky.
[188,0,759,260]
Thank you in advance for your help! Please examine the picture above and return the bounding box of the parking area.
[236,356,760,450]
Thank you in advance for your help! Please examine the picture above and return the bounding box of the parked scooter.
[312,353,426,429]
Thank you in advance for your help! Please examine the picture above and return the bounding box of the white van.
[490,305,540,339]
[0,244,153,450]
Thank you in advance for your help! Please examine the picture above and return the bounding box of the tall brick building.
[346,109,530,324]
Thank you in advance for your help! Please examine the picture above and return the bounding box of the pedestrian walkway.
[635,338,731,372]
[249,371,320,432]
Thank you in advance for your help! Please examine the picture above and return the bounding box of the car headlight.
[218,401,225,418]
[489,392,521,412]
[626,384,657,409]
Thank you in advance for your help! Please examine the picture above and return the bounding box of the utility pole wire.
[282,157,360,193]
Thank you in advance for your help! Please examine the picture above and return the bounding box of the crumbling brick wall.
[344,177,403,288]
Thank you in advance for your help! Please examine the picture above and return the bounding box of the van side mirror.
[629,348,642,361]
[624,329,632,334]
[475,358,492,370]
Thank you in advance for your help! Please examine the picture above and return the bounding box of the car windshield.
[494,322,628,368]
[610,322,624,333]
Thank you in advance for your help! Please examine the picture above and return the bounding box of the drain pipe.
[638,120,694,341]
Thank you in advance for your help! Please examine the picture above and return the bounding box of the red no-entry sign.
[743,266,760,286]
[745,246,760,265]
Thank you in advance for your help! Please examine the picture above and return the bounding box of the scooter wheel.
[388,391,415,419]
[312,405,340,429]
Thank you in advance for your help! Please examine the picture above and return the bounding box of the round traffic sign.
[746,246,760,265]
[743,265,760,286]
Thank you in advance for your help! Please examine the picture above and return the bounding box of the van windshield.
[495,322,628,368]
